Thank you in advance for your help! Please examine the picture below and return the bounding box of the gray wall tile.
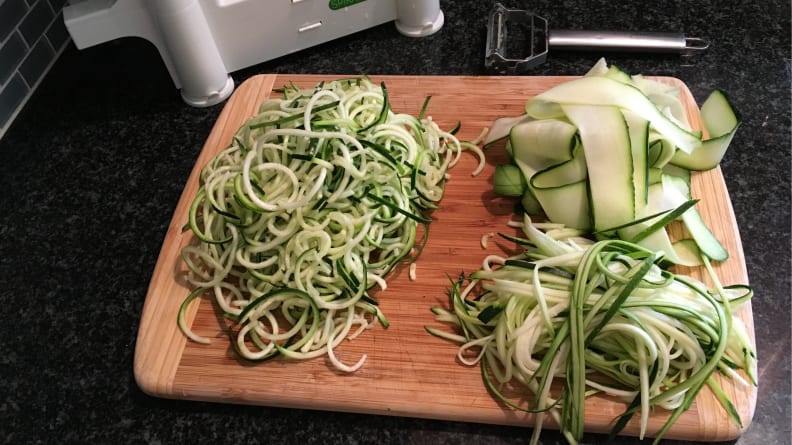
[47,0,67,11]
[0,31,28,85]
[0,0,29,43]
[19,0,54,46]
[46,11,69,51]
[0,74,29,128]
[19,37,54,87]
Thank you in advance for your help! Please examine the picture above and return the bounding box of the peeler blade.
[485,3,550,72]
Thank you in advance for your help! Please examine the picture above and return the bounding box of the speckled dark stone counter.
[1,1,789,444]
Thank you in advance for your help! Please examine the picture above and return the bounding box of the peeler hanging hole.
[684,37,711,51]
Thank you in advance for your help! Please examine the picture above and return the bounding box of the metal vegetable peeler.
[485,3,710,72]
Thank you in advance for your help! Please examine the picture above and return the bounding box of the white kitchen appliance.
[63,0,444,107]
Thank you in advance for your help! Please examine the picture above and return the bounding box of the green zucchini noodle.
[428,215,756,445]
[180,77,474,372]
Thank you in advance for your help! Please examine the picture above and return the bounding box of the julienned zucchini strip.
[427,216,755,445]
[179,77,473,372]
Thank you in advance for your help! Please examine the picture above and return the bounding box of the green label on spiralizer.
[329,0,366,10]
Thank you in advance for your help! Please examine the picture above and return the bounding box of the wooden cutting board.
[134,74,756,441]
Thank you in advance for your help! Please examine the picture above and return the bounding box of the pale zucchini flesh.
[701,90,741,138]
[671,89,741,171]
[526,75,703,153]
[618,183,699,267]
[483,113,533,148]
[662,174,729,261]
[562,104,635,231]
[508,119,578,177]
[529,149,591,230]
[624,110,650,213]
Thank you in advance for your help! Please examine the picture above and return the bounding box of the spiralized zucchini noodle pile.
[179,77,479,372]
[428,216,756,445]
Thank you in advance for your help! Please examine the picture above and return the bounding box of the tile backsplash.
[1,0,71,139]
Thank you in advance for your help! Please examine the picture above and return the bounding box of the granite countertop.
[1,1,789,444]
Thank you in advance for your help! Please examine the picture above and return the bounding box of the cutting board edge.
[148,382,750,442]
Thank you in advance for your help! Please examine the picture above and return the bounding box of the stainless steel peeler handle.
[548,30,709,53]
[484,3,710,72]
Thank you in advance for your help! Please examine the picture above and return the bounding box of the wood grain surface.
[133,74,756,441]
